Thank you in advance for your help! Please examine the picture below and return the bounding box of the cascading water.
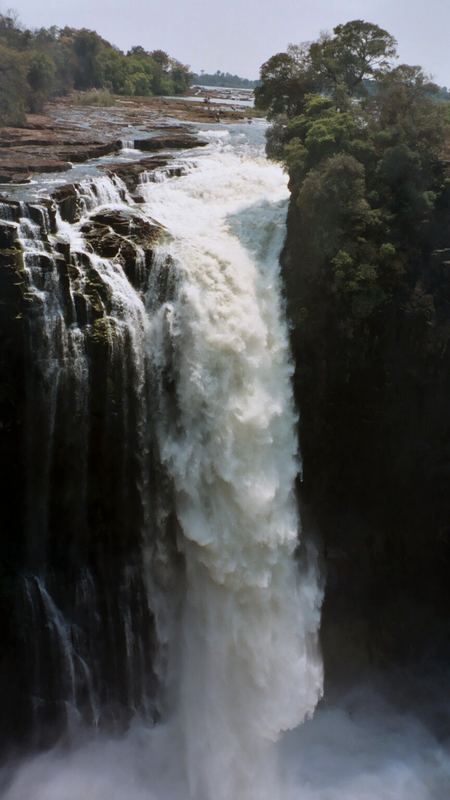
[0,122,323,798]
[1,122,449,800]
[0,174,167,744]
[142,127,323,798]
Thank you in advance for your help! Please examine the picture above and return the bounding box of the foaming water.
[3,691,449,800]
[142,125,323,799]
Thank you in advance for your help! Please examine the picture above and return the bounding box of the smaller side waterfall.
[0,176,178,747]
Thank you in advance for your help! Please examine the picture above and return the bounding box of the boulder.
[100,157,170,192]
[52,184,79,223]
[134,133,207,151]
[81,207,163,291]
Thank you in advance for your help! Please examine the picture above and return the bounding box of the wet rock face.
[81,208,164,290]
[0,178,178,752]
[52,184,79,223]
[84,207,162,242]
[0,225,30,749]
[101,157,170,192]
[134,133,208,151]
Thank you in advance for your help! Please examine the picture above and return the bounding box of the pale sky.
[3,0,450,85]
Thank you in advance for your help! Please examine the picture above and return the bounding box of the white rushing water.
[3,123,449,800]
[142,124,323,800]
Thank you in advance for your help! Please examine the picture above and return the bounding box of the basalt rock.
[100,157,170,192]
[0,190,175,751]
[81,207,163,290]
[134,133,207,151]
[0,140,121,185]
[0,158,71,184]
[52,184,81,223]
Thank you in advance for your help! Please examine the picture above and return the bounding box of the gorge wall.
[0,172,182,752]
[1,109,449,768]
[281,192,450,686]
[0,123,323,785]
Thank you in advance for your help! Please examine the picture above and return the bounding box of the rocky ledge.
[0,100,211,185]
[133,133,207,151]
[81,208,164,290]
[0,115,123,184]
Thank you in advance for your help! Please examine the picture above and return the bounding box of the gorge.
[0,100,449,800]
[0,120,325,799]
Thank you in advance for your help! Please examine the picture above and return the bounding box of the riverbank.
[0,92,256,185]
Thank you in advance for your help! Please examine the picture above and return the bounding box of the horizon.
[2,0,450,86]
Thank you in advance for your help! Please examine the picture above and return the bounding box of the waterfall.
[0,123,323,798]
[0,176,170,744]
[142,128,323,799]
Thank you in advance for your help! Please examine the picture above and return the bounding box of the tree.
[0,11,29,50]
[127,45,147,57]
[150,49,170,70]
[171,60,192,93]
[256,20,398,118]
[27,51,55,111]
[0,44,27,125]
[255,48,317,117]
[72,29,107,89]
[309,20,397,99]
[0,11,202,118]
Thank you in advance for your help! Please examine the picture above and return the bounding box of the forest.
[256,20,450,670]
[191,70,258,88]
[0,11,192,126]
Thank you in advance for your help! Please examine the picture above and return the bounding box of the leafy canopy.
[255,20,398,117]
[0,11,193,125]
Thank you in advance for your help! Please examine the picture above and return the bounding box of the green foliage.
[438,100,450,126]
[256,21,397,118]
[296,153,373,266]
[309,20,397,98]
[0,43,27,125]
[262,22,450,606]
[0,12,192,125]
[27,51,55,111]
[192,71,258,88]
[72,28,106,89]
[75,89,115,107]
[255,47,318,117]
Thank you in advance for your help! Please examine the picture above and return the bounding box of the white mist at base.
[3,690,449,800]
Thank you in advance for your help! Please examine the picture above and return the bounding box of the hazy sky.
[3,0,450,84]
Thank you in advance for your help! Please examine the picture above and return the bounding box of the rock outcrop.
[134,133,207,151]
[0,119,123,183]
[0,170,178,751]
[81,208,163,289]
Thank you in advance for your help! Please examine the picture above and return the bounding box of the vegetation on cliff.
[0,10,192,125]
[191,70,258,89]
[257,20,450,671]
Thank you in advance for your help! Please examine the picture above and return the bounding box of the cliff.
[0,164,182,750]
[282,188,450,686]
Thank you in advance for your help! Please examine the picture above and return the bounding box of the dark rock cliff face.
[282,197,450,687]
[0,182,180,752]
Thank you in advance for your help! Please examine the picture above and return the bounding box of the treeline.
[192,71,258,89]
[0,11,192,126]
[257,22,450,665]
